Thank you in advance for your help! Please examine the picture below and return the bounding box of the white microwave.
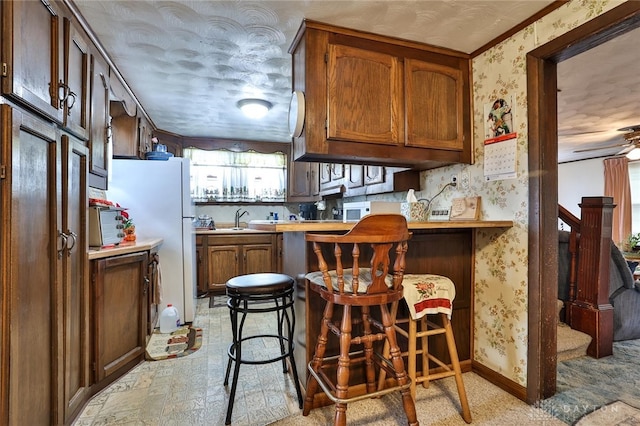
[342,201,401,222]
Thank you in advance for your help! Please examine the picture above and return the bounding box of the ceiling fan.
[572,126,640,154]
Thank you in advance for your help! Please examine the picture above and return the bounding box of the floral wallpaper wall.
[416,0,624,387]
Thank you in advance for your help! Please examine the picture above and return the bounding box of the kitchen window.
[185,148,286,202]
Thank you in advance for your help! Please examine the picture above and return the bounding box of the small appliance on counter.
[88,188,126,247]
[89,207,125,247]
[299,203,317,220]
[342,201,401,222]
[195,214,215,230]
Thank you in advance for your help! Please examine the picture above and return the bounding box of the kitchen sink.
[213,227,256,232]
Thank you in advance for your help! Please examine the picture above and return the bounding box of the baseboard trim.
[472,360,527,401]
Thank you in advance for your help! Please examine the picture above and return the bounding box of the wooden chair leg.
[334,304,352,426]
[303,301,334,416]
[420,317,429,389]
[361,306,377,393]
[408,314,418,399]
[377,301,399,390]
[443,314,472,423]
[380,303,418,426]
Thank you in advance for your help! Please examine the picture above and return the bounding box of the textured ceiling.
[557,26,640,163]
[72,1,640,163]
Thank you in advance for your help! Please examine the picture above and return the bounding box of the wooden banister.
[558,205,580,308]
[558,197,615,358]
[558,204,580,233]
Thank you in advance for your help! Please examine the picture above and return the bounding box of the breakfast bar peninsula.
[249,218,512,404]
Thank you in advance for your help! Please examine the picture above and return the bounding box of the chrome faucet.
[234,208,248,229]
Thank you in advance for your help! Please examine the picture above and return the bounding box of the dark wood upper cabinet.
[289,20,472,170]
[319,162,345,194]
[404,59,464,151]
[88,52,110,188]
[327,44,402,145]
[1,0,64,122]
[62,17,90,140]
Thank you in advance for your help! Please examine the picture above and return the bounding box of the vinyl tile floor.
[72,296,303,425]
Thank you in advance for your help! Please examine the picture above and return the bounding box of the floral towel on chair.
[402,274,456,320]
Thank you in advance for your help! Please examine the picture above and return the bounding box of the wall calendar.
[484,137,517,181]
[483,94,517,181]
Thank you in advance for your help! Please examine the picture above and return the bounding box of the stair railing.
[558,204,581,308]
[558,197,615,358]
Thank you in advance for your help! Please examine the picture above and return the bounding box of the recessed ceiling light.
[237,98,272,119]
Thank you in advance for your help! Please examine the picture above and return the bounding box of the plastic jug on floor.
[159,304,180,333]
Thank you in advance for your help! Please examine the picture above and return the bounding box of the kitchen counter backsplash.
[193,192,409,228]
[195,201,335,225]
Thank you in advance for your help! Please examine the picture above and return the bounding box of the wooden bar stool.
[379,273,471,423]
[302,214,418,426]
[223,273,304,425]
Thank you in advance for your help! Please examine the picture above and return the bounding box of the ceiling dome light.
[237,98,272,119]
[626,147,640,161]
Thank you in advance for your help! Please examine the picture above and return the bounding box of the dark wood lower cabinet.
[197,233,282,295]
[1,106,61,426]
[283,228,472,402]
[92,251,147,385]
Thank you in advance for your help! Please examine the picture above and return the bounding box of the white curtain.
[185,149,286,202]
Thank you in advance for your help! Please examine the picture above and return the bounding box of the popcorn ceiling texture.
[74,0,556,141]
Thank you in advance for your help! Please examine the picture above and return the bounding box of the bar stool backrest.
[305,214,412,297]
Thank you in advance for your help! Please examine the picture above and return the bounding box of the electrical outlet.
[450,174,458,186]
[459,171,470,189]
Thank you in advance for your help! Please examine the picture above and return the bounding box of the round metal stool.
[223,273,304,425]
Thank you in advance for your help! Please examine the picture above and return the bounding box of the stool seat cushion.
[305,268,393,294]
[226,273,294,295]
[402,274,456,320]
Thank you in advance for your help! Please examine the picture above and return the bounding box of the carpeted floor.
[540,339,640,424]
[270,371,566,425]
[574,401,640,425]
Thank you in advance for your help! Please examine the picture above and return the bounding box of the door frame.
[526,2,640,402]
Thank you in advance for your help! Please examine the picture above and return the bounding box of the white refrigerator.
[108,157,196,324]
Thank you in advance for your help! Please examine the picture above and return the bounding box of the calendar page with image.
[483,95,517,181]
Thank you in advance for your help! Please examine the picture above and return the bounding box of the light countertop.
[247,219,513,232]
[195,228,277,235]
[88,238,164,260]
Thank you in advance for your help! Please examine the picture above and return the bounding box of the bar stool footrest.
[308,354,412,405]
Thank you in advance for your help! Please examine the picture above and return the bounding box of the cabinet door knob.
[66,91,77,115]
[57,81,68,109]
[57,231,68,259]
[66,230,77,255]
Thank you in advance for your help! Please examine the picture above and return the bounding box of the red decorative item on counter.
[89,198,114,207]
[119,206,136,242]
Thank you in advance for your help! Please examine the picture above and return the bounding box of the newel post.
[568,196,615,358]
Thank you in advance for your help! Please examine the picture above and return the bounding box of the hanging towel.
[401,274,456,320]
[154,254,163,305]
